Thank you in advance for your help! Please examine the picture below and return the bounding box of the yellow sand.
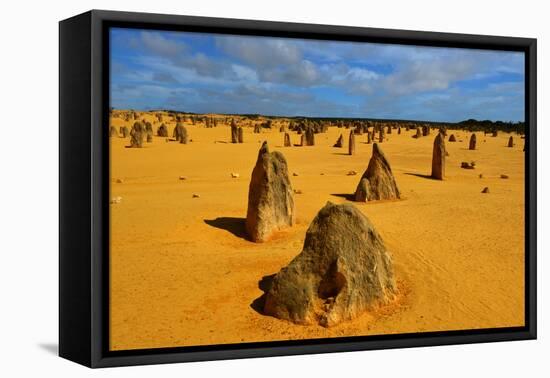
[109,113,525,351]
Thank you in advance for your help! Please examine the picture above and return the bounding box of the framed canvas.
[59,10,537,368]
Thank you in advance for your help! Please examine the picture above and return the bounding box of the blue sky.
[110,28,525,123]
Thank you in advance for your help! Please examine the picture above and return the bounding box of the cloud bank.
[110,28,525,122]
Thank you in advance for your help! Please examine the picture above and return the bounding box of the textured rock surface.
[449,134,456,142]
[245,142,295,242]
[120,126,129,138]
[238,127,244,143]
[129,122,144,148]
[431,133,446,180]
[469,133,477,150]
[157,123,168,137]
[354,143,400,201]
[231,122,239,143]
[422,125,430,136]
[264,201,396,327]
[110,126,118,137]
[305,128,315,146]
[284,132,291,147]
[348,130,355,155]
[174,123,188,144]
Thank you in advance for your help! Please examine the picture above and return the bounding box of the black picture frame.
[59,9,537,368]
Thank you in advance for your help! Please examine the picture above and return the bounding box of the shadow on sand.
[250,274,276,315]
[332,152,351,156]
[330,193,355,201]
[203,217,248,239]
[404,172,438,180]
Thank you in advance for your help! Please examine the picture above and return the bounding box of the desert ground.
[108,112,525,351]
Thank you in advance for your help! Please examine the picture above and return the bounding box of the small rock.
[479,174,484,178]
[116,178,124,184]
[347,170,357,176]
[231,172,240,178]
[461,162,475,169]
[192,193,200,198]
[179,176,187,180]
[481,187,490,193]
[320,173,325,175]
[110,196,122,204]
[500,174,509,179]
[292,172,298,177]
[293,189,303,194]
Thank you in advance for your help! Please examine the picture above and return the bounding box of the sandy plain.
[109,112,525,351]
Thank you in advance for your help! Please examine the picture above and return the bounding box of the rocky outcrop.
[174,123,188,144]
[157,123,168,137]
[448,134,456,142]
[245,142,295,242]
[422,125,430,136]
[284,132,291,147]
[120,126,129,138]
[348,131,355,155]
[263,201,396,327]
[507,136,514,147]
[238,127,244,143]
[231,121,239,143]
[354,143,400,201]
[305,128,315,146]
[129,121,144,148]
[431,133,445,180]
[469,133,477,150]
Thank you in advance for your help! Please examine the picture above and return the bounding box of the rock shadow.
[204,217,248,239]
[330,193,355,201]
[250,274,276,315]
[404,172,439,181]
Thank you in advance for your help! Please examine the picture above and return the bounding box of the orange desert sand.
[109,112,524,351]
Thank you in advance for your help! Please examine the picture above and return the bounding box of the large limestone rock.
[174,123,188,144]
[157,123,168,137]
[245,142,295,242]
[129,121,144,148]
[264,201,396,327]
[422,125,430,136]
[348,131,355,155]
[120,126,129,138]
[507,136,514,147]
[448,134,456,142]
[469,133,477,150]
[109,126,118,137]
[305,128,315,146]
[238,127,244,143]
[284,132,291,147]
[354,143,400,201]
[431,133,445,180]
[231,121,239,143]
